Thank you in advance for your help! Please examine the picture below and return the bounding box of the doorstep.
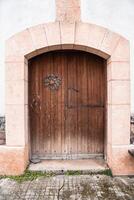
[28,159,108,173]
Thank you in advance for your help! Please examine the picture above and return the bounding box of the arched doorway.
[4,21,131,175]
[29,50,106,160]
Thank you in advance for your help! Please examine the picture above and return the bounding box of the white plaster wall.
[81,0,134,113]
[0,0,134,115]
[0,0,56,115]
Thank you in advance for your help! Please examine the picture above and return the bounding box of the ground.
[0,175,134,200]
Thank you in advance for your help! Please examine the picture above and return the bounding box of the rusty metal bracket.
[68,87,79,92]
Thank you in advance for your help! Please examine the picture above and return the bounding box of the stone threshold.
[28,159,108,174]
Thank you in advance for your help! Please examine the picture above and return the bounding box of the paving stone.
[0,175,134,199]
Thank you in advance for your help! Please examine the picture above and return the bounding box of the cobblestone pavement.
[0,175,134,200]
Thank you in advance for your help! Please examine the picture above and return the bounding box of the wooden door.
[29,51,106,159]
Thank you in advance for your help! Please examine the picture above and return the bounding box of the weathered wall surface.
[0,0,134,115]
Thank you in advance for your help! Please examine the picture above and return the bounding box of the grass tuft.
[98,169,113,177]
[65,170,82,176]
[0,169,112,183]
[0,170,55,183]
[65,169,113,177]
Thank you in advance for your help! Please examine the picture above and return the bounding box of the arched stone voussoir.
[74,22,107,54]
[109,36,130,62]
[28,24,48,55]
[60,22,75,49]
[5,21,129,62]
[43,22,61,49]
[100,30,121,57]
[5,28,36,62]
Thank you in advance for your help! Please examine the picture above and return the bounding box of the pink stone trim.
[0,146,28,175]
[4,22,131,175]
[56,0,81,22]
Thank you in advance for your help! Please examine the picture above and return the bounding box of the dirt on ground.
[0,175,134,200]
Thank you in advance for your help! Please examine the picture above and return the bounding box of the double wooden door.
[29,51,105,159]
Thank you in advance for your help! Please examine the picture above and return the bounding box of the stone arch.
[3,22,132,175]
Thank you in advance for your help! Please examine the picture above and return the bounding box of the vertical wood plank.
[29,51,106,159]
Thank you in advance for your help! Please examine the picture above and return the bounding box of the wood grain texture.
[29,51,106,159]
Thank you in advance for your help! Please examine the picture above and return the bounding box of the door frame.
[4,22,131,175]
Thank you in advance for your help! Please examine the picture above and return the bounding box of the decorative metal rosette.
[43,74,62,91]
